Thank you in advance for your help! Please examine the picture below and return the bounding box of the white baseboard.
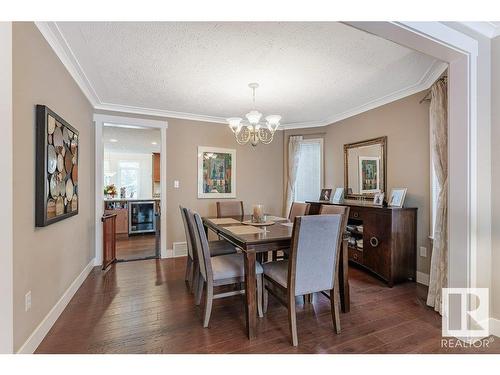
[416,271,430,286]
[165,244,187,259]
[16,258,96,354]
[490,318,500,338]
[173,241,188,257]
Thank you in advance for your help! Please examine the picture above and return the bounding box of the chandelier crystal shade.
[226,83,281,147]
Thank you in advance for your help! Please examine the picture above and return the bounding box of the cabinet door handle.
[352,212,359,218]
[353,253,358,260]
[369,236,379,247]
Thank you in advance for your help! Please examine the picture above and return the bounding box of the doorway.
[103,124,161,261]
[94,114,168,265]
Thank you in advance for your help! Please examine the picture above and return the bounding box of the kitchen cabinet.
[152,153,160,183]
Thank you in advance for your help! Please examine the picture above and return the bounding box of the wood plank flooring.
[116,234,156,261]
[35,258,500,354]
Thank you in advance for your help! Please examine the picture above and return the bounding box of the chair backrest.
[319,204,350,235]
[186,209,213,282]
[179,206,194,260]
[288,202,310,222]
[216,201,244,218]
[288,215,342,296]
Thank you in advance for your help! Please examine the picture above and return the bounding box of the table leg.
[339,239,350,313]
[244,249,257,339]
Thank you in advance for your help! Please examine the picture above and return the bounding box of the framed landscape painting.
[358,156,380,194]
[35,105,79,227]
[197,146,236,199]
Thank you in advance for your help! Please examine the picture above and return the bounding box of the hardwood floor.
[35,258,500,354]
[116,234,156,261]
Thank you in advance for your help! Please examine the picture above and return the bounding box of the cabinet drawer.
[348,247,363,263]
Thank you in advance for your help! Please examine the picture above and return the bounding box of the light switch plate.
[174,180,180,188]
[419,246,427,257]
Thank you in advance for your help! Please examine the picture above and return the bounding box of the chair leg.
[256,274,263,318]
[203,281,214,328]
[185,256,192,283]
[288,293,298,346]
[330,286,341,334]
[263,280,269,314]
[191,262,199,294]
[195,277,204,306]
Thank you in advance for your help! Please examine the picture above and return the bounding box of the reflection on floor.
[36,258,500,354]
[116,234,156,261]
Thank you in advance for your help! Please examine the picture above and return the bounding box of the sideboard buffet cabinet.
[307,200,417,287]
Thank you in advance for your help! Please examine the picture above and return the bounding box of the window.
[119,161,140,198]
[294,138,323,202]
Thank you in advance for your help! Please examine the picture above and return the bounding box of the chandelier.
[226,83,281,147]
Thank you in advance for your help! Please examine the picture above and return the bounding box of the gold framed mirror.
[344,136,387,199]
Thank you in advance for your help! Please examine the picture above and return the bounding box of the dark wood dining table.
[202,214,350,339]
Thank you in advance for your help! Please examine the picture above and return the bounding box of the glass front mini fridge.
[129,201,156,234]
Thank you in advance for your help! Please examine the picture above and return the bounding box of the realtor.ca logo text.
[441,288,490,348]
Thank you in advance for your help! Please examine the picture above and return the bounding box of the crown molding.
[281,60,448,130]
[94,102,227,124]
[36,21,447,131]
[460,22,500,39]
[35,22,100,107]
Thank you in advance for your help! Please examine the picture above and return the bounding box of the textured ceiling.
[56,22,445,127]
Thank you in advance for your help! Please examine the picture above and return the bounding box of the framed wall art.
[36,105,79,227]
[197,146,236,199]
[358,156,380,194]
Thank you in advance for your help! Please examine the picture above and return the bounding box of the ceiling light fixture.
[109,139,118,143]
[151,141,158,145]
[227,83,281,147]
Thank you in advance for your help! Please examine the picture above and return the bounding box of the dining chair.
[187,209,264,327]
[318,204,350,311]
[179,206,237,293]
[289,202,310,221]
[262,214,343,346]
[216,201,244,218]
[272,202,311,262]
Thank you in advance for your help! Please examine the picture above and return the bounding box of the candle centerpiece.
[252,204,265,223]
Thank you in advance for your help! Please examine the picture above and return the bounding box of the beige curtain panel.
[426,79,448,315]
[285,135,303,216]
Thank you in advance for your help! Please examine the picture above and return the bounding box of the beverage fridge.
[128,201,156,234]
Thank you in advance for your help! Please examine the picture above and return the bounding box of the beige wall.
[492,36,500,320]
[12,22,95,351]
[94,110,285,249]
[285,91,431,275]
[166,118,284,248]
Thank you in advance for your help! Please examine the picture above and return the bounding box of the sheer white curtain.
[285,135,303,216]
[426,79,448,314]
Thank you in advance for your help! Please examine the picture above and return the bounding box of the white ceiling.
[44,22,447,128]
[103,125,161,154]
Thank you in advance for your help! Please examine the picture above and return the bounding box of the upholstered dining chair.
[262,214,343,346]
[216,201,244,218]
[319,204,350,310]
[272,202,311,262]
[179,206,237,293]
[289,202,310,221]
[187,209,264,328]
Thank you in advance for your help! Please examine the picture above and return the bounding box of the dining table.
[202,214,350,340]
